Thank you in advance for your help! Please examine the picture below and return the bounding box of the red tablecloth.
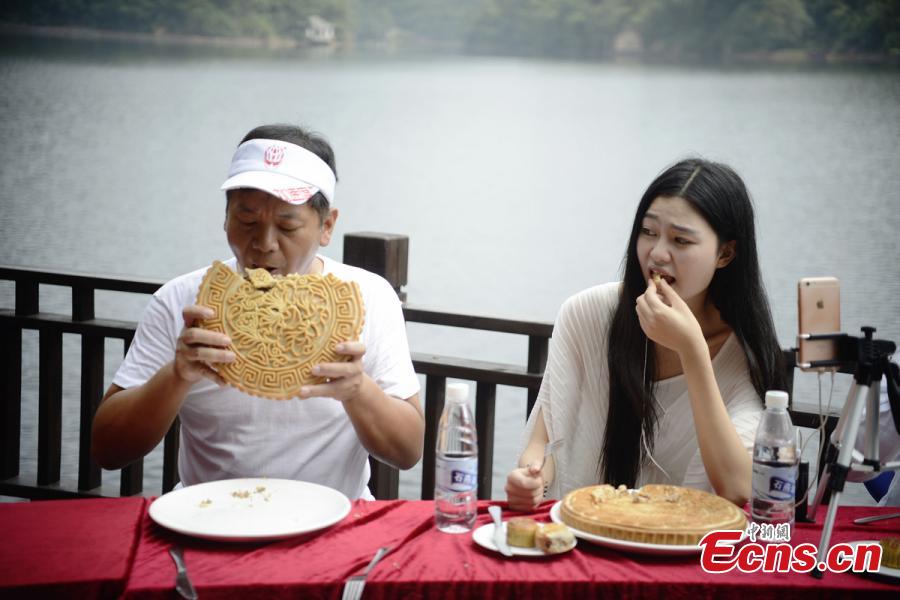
[124,500,898,599]
[2,497,898,599]
[0,496,146,599]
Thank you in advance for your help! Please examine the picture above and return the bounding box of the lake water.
[2,37,899,503]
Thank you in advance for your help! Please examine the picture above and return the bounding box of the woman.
[506,158,786,510]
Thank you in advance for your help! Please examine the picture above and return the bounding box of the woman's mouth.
[650,269,675,285]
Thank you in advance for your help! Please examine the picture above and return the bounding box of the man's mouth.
[249,263,279,275]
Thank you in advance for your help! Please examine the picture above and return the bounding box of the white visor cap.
[220,138,336,205]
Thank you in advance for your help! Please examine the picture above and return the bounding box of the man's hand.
[505,464,545,511]
[173,305,235,385]
[635,278,704,356]
[299,341,366,402]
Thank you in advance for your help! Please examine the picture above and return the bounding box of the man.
[92,124,424,499]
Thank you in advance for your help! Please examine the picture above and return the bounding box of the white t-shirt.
[113,255,420,500]
[524,282,764,499]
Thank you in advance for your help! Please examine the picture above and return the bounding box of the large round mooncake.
[560,484,746,545]
[195,261,365,400]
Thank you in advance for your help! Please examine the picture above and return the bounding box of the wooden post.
[15,279,38,315]
[1,325,22,479]
[344,232,409,499]
[162,418,181,493]
[74,285,103,491]
[120,460,143,496]
[78,335,104,491]
[367,456,399,500]
[526,335,549,419]
[37,328,63,486]
[475,382,496,500]
[343,232,408,302]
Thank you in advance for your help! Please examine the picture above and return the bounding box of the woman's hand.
[173,305,234,385]
[505,464,545,511]
[635,278,704,356]
[299,341,366,402]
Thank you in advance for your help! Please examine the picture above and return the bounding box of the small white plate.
[844,540,900,580]
[549,501,744,556]
[472,522,576,557]
[149,478,351,542]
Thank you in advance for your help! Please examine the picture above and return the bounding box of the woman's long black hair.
[601,158,786,487]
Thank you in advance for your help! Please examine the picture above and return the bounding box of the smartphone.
[797,277,841,371]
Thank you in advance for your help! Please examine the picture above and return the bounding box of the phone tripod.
[803,326,899,578]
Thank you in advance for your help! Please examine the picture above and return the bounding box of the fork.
[853,511,900,525]
[341,546,390,600]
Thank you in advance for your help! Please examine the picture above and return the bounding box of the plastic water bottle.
[434,382,478,533]
[751,390,799,538]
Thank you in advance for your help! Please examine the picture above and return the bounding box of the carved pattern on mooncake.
[195,261,365,400]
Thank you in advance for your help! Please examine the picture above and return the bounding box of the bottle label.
[752,461,798,501]
[435,456,477,493]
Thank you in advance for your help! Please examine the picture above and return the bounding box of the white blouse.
[523,282,764,499]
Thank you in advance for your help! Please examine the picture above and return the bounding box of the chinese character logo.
[770,476,795,496]
[273,186,316,203]
[451,469,476,488]
[264,145,285,167]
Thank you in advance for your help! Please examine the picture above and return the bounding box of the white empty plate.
[149,478,351,542]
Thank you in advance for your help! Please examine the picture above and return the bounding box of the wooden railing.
[0,267,177,500]
[1,233,837,503]
[0,233,553,501]
[404,306,550,501]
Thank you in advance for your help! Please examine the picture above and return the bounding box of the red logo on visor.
[264,145,285,167]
